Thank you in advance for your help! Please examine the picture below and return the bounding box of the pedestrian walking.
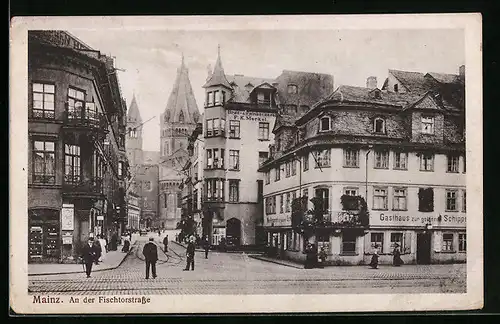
[369,244,379,269]
[81,237,99,278]
[203,236,210,259]
[163,235,169,252]
[93,237,102,265]
[98,235,107,262]
[183,236,196,271]
[318,246,327,268]
[122,239,130,253]
[142,237,158,279]
[393,244,404,267]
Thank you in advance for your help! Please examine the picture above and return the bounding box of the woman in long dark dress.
[393,244,404,267]
[369,244,379,269]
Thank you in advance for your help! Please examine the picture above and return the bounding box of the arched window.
[374,118,386,134]
[179,111,184,123]
[319,116,331,132]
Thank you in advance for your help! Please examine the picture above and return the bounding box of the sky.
[68,28,465,152]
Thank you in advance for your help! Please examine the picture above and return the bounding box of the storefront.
[366,212,467,265]
[29,208,61,263]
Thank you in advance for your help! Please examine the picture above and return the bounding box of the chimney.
[459,65,465,81]
[206,64,212,82]
[366,76,377,89]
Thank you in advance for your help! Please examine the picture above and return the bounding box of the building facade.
[28,31,129,263]
[260,67,466,265]
[201,47,334,247]
[127,191,141,231]
[158,56,201,230]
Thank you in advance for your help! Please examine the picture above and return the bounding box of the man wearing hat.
[183,236,196,271]
[142,237,158,279]
[81,236,99,278]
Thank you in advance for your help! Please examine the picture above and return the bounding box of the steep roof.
[426,72,462,85]
[225,74,276,103]
[274,70,334,108]
[327,85,421,107]
[127,94,142,124]
[163,55,201,124]
[387,69,433,93]
[272,113,297,133]
[203,46,232,89]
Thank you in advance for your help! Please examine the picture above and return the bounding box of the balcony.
[302,210,368,228]
[62,175,104,199]
[62,105,108,136]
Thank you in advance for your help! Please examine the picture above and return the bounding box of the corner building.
[260,67,466,265]
[28,31,129,263]
[202,47,334,247]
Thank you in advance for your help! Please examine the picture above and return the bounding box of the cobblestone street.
[28,236,466,295]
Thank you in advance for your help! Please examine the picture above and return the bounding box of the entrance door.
[417,232,431,264]
[226,218,241,246]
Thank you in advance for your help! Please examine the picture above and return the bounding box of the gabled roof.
[404,91,444,111]
[272,113,296,133]
[387,69,433,94]
[327,85,421,107]
[203,46,232,89]
[127,94,142,124]
[426,72,462,85]
[163,55,201,124]
[225,74,276,103]
[274,70,334,108]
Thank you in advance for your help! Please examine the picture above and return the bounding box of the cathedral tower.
[159,55,201,229]
[126,94,143,166]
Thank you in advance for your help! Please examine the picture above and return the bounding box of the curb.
[172,241,263,254]
[28,243,136,277]
[248,255,304,269]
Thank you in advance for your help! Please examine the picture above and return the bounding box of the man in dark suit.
[81,237,99,278]
[142,237,158,279]
[183,236,196,271]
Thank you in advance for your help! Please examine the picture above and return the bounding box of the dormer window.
[287,84,298,94]
[373,118,386,134]
[319,116,331,132]
[178,111,184,123]
[421,116,435,134]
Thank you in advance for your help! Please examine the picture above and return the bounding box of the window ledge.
[445,210,459,213]
[393,168,408,171]
[314,166,331,169]
[436,251,456,254]
[392,209,408,212]
[258,139,270,142]
[228,137,241,140]
[446,171,460,174]
[343,166,360,169]
[374,167,390,170]
[419,169,435,172]
[339,253,359,256]
[372,208,389,211]
[228,169,240,172]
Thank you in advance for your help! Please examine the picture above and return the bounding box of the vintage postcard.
[10,14,483,314]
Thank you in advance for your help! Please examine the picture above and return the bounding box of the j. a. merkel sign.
[372,212,466,228]
[227,110,275,122]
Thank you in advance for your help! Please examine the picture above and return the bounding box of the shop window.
[32,82,55,119]
[29,209,60,260]
[317,234,331,254]
[458,233,466,252]
[32,140,56,184]
[442,233,454,252]
[390,232,403,250]
[341,232,357,254]
[371,233,384,253]
[393,151,408,170]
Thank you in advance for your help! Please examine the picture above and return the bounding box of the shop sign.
[227,110,275,122]
[372,212,466,228]
[97,215,104,221]
[62,233,72,245]
[61,204,74,230]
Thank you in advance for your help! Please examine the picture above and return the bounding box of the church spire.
[203,45,232,89]
[127,93,142,124]
[163,54,200,124]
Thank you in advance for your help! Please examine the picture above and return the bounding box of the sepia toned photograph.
[10,14,483,313]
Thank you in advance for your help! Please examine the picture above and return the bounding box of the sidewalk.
[249,255,304,269]
[28,241,135,276]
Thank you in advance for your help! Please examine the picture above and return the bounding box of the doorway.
[226,218,241,246]
[416,232,431,264]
